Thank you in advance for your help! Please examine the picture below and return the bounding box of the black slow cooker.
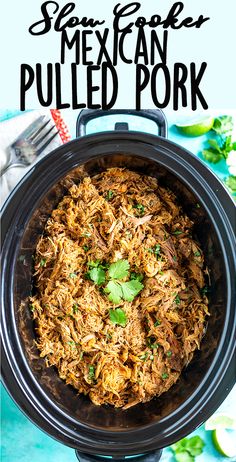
[1,109,236,462]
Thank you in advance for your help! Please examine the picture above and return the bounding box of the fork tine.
[29,119,50,142]
[33,124,56,147]
[36,130,59,156]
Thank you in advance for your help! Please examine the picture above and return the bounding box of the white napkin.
[0,110,63,208]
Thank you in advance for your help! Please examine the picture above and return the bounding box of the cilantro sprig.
[105,260,144,304]
[212,115,233,135]
[85,259,144,305]
[171,436,205,462]
[202,115,236,164]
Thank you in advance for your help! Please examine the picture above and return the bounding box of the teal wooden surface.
[1,110,236,462]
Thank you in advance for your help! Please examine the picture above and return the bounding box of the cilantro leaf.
[130,272,144,282]
[69,272,77,278]
[109,307,127,327]
[89,267,106,285]
[175,295,181,305]
[106,190,114,201]
[172,230,183,236]
[184,436,205,456]
[221,135,234,158]
[212,115,233,135]
[87,260,101,268]
[88,365,95,380]
[108,259,130,280]
[202,149,223,164]
[207,138,221,152]
[175,453,194,462]
[105,281,123,304]
[171,436,204,462]
[225,175,236,192]
[120,280,144,302]
[133,203,145,216]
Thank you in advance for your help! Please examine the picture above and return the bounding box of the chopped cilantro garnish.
[172,230,183,236]
[133,203,145,216]
[175,295,181,305]
[72,304,78,313]
[40,258,46,267]
[87,260,101,268]
[109,308,127,327]
[154,319,161,327]
[83,245,90,252]
[200,286,209,296]
[81,231,91,238]
[173,255,177,261]
[88,365,95,380]
[153,244,161,256]
[148,244,161,259]
[151,343,159,349]
[106,190,114,201]
[162,373,169,379]
[166,351,172,357]
[18,255,26,262]
[194,251,201,257]
[69,273,77,279]
[130,272,144,282]
[29,304,35,312]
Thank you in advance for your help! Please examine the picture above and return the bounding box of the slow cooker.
[1,109,236,461]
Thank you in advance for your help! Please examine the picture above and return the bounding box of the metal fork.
[0,116,59,177]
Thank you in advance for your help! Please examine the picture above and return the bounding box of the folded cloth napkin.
[0,109,63,208]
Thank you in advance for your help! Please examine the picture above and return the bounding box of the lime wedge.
[205,413,236,431]
[212,428,236,458]
[175,116,214,136]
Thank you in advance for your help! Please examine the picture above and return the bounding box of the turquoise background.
[1,110,236,461]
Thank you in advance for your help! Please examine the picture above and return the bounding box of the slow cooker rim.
[1,130,236,217]
[1,132,236,453]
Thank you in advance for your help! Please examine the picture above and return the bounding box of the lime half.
[175,116,214,136]
[205,413,236,431]
[212,428,236,458]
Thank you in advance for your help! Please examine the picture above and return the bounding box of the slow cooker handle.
[75,449,163,461]
[76,109,167,138]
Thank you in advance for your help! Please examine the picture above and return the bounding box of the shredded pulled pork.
[30,168,209,409]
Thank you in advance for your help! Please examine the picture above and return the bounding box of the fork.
[0,116,59,177]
